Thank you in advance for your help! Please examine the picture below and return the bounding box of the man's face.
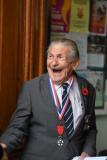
[47,44,76,85]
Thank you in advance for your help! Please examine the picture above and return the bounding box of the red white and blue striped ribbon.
[49,78,73,120]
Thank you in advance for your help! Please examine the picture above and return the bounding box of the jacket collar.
[74,71,89,114]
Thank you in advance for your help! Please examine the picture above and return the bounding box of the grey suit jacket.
[0,73,97,160]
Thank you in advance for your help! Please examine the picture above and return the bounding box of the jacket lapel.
[76,75,89,114]
[71,73,90,136]
[40,74,59,120]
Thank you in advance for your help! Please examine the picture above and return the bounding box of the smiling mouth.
[52,69,62,73]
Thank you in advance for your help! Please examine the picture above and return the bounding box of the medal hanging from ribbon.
[49,78,73,146]
[57,125,64,146]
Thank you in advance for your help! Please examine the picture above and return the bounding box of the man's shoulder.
[26,73,48,84]
[76,72,95,90]
[20,73,49,90]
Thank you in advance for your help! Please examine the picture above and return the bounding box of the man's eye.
[48,55,53,58]
[59,56,63,59]
[58,56,65,60]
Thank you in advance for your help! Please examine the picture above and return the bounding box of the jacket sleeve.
[0,82,32,153]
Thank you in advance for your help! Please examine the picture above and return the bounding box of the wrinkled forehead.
[47,42,71,53]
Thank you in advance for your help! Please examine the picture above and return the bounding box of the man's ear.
[72,59,80,70]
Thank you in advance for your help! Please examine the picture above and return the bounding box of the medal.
[49,78,73,146]
[57,136,64,146]
[57,125,64,146]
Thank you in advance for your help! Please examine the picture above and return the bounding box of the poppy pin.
[81,87,89,96]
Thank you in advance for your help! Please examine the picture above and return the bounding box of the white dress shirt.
[54,76,84,130]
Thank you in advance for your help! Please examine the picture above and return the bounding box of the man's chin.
[53,79,63,85]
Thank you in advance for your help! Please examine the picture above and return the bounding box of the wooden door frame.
[0,0,50,131]
[18,0,50,80]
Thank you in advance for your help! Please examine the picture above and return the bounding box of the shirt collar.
[54,76,74,91]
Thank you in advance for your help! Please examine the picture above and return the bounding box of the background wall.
[96,116,107,154]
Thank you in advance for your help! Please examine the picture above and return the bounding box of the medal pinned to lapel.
[57,125,64,146]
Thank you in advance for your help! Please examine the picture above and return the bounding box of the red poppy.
[81,87,89,96]
[57,125,64,136]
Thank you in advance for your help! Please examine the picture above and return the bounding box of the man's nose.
[51,57,59,65]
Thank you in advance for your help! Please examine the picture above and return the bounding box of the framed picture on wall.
[77,70,107,115]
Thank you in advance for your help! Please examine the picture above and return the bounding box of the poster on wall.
[89,0,107,35]
[87,35,106,68]
[51,0,72,32]
[70,0,90,33]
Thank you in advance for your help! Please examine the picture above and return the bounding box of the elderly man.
[0,38,97,160]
